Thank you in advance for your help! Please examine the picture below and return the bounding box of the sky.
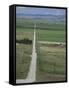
[16,6,66,16]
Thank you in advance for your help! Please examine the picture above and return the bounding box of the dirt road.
[16,24,37,83]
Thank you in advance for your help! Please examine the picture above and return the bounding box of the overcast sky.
[16,6,66,16]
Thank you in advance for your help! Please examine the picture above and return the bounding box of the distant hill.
[16,14,65,23]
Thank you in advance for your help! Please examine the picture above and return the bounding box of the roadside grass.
[16,28,33,79]
[36,43,66,82]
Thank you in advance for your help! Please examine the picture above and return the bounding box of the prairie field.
[36,21,66,82]
[36,43,66,82]
[16,28,33,79]
[16,18,66,81]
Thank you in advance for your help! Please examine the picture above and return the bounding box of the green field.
[36,22,66,82]
[16,18,65,31]
[16,18,66,81]
[36,29,65,42]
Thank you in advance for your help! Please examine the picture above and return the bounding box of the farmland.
[16,28,33,79]
[36,29,65,42]
[36,20,66,82]
[36,43,66,82]
[16,18,66,82]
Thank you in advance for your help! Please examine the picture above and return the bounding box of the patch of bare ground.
[38,41,65,47]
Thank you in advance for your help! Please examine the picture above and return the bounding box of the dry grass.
[36,43,66,82]
[16,28,33,79]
